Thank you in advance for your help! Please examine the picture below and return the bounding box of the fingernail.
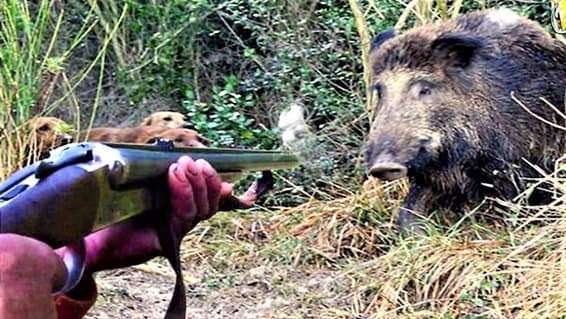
[186,160,199,176]
[202,161,215,178]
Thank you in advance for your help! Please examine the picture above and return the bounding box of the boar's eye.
[409,80,436,100]
[419,86,432,97]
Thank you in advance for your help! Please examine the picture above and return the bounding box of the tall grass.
[0,0,63,177]
[395,0,465,29]
[177,162,566,317]
[0,0,124,179]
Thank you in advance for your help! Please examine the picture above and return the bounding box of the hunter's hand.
[60,156,273,274]
[168,156,273,239]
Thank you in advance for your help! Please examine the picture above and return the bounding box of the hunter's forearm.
[80,214,162,273]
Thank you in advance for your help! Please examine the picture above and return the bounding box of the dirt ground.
[85,251,350,319]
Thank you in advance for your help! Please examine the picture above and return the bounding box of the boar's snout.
[365,134,408,181]
[369,162,408,181]
[368,159,408,181]
[365,131,435,181]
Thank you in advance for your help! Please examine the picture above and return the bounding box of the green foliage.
[114,0,214,103]
[0,0,59,122]
[182,74,277,148]
[87,0,406,202]
[0,0,109,177]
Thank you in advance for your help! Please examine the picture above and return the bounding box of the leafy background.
[2,0,566,318]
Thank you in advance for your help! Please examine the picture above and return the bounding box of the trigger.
[53,239,87,294]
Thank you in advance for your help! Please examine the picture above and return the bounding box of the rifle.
[0,140,299,319]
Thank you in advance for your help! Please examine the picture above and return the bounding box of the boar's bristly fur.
[365,8,566,232]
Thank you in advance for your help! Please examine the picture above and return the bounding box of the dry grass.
[0,121,48,178]
[0,1,127,179]
[172,161,566,318]
[180,178,405,265]
[395,0,465,30]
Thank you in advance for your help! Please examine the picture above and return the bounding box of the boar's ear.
[370,28,396,53]
[431,33,484,69]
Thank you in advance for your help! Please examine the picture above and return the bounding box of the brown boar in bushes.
[364,8,566,232]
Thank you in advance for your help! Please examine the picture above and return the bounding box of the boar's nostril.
[369,162,408,181]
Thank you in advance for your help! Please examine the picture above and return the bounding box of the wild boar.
[364,8,566,232]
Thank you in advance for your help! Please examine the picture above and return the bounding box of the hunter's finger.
[220,182,234,198]
[186,159,209,217]
[218,171,274,211]
[239,171,274,203]
[219,195,252,211]
[200,160,222,217]
[218,183,245,211]
[168,161,196,219]
[0,234,68,294]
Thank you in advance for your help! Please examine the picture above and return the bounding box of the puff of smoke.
[277,101,334,176]
[278,102,312,150]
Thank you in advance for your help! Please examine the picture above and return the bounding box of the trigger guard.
[54,239,87,294]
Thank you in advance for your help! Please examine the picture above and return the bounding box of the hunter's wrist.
[83,224,162,273]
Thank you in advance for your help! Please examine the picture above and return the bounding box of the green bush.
[182,74,277,148]
[92,0,407,204]
[10,0,555,201]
